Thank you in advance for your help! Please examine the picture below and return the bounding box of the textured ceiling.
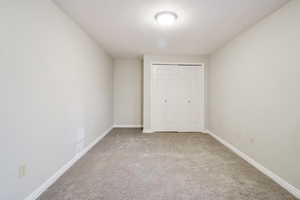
[54,0,289,58]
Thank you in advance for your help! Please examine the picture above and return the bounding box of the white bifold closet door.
[152,64,204,132]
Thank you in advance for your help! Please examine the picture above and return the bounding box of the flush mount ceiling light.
[155,11,178,26]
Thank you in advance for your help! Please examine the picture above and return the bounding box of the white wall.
[0,1,113,199]
[113,59,142,126]
[208,0,300,191]
[143,55,209,132]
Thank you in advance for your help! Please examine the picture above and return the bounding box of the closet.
[151,63,205,132]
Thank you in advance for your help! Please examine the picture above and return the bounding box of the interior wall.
[143,55,209,132]
[0,1,113,199]
[113,59,143,126]
[208,0,300,191]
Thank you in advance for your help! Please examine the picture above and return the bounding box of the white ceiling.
[54,0,289,58]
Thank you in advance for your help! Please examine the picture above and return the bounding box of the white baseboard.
[143,129,207,134]
[206,129,300,199]
[142,128,154,133]
[24,126,113,200]
[113,125,142,128]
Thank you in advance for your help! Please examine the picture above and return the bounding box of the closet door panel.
[180,67,204,132]
[152,66,179,131]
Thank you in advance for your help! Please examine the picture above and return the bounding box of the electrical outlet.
[76,140,85,153]
[77,128,85,142]
[75,128,86,154]
[19,165,26,178]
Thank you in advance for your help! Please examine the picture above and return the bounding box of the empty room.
[1,0,300,199]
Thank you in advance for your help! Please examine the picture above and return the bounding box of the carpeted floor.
[39,128,297,200]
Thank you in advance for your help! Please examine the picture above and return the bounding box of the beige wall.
[0,0,113,199]
[208,0,300,191]
[113,59,143,126]
[143,55,209,131]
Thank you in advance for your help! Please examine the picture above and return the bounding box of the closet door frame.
[150,62,206,132]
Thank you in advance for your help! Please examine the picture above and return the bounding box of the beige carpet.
[39,128,297,200]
